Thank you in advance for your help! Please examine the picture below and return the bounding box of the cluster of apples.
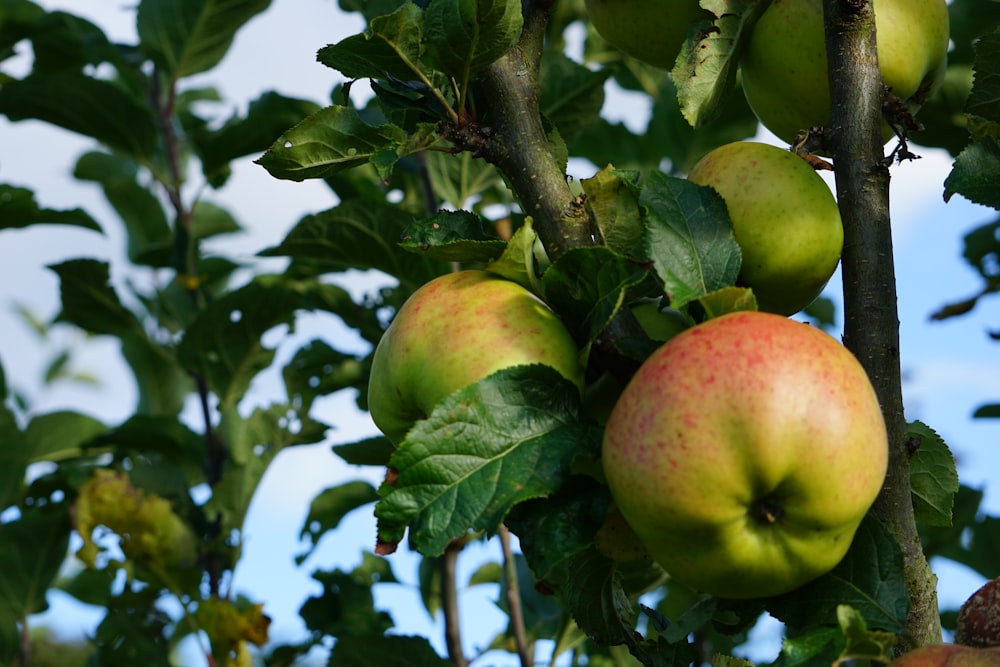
[585,0,950,147]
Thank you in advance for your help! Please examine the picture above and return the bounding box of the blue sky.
[1,1,998,664]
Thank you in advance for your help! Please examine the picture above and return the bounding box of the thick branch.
[822,0,940,648]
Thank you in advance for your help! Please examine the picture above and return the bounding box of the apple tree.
[1,0,999,666]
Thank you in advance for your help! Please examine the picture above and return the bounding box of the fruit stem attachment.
[750,497,785,525]
[821,0,941,648]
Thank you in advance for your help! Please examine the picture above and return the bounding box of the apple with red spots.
[888,644,1000,667]
[601,310,888,598]
[367,270,585,444]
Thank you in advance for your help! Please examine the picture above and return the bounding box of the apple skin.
[957,577,1000,648]
[601,310,888,599]
[740,0,949,145]
[367,270,585,445]
[889,645,1000,667]
[687,141,843,316]
[585,0,712,69]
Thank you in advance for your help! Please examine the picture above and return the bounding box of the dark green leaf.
[398,210,507,262]
[255,104,407,181]
[771,627,844,667]
[0,504,72,621]
[49,259,140,336]
[944,137,1000,209]
[328,634,449,667]
[297,481,379,563]
[0,0,45,65]
[29,10,119,73]
[672,0,767,127]
[332,436,396,467]
[973,403,1000,418]
[283,340,365,413]
[299,569,393,639]
[967,31,1000,123]
[0,183,101,232]
[641,171,741,308]
[0,73,156,157]
[136,0,271,78]
[424,149,504,209]
[90,589,173,667]
[539,49,611,140]
[0,374,25,510]
[120,334,191,417]
[317,3,425,81]
[907,421,959,527]
[191,200,241,239]
[766,516,909,634]
[542,246,650,346]
[375,365,599,556]
[962,218,1000,280]
[74,151,172,265]
[423,0,522,78]
[258,199,447,293]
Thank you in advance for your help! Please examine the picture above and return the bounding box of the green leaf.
[0,72,156,157]
[696,286,757,319]
[282,340,365,413]
[328,634,450,667]
[580,167,644,260]
[190,200,241,239]
[398,210,507,262]
[0,183,101,232]
[423,0,522,79]
[317,2,426,81]
[973,403,1000,418]
[962,218,1000,280]
[23,411,106,463]
[542,246,650,347]
[191,91,321,185]
[967,31,1000,124]
[907,421,959,527]
[672,0,767,127]
[0,504,72,621]
[178,277,305,406]
[641,171,742,308]
[944,137,1000,209]
[836,604,898,665]
[26,10,120,73]
[375,365,599,556]
[49,259,141,336]
[332,436,396,467]
[299,569,394,639]
[258,199,447,293]
[121,334,191,417]
[255,104,408,181]
[74,151,172,266]
[483,220,543,293]
[0,376,25,510]
[296,481,379,563]
[766,516,909,634]
[771,627,844,667]
[136,0,271,78]
[209,404,328,533]
[539,49,611,140]
[424,149,504,210]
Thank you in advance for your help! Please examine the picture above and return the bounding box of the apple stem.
[750,497,785,524]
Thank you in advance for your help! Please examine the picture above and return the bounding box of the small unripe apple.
[687,141,843,316]
[602,311,887,599]
[740,0,949,145]
[584,0,712,69]
[367,270,585,444]
[889,645,1000,667]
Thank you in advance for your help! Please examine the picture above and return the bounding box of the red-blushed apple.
[584,0,711,69]
[367,270,585,445]
[957,577,1000,648]
[889,644,1000,666]
[601,310,888,599]
[687,141,843,316]
[740,0,949,145]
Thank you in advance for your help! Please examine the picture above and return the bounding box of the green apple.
[367,270,585,444]
[602,310,888,599]
[740,0,950,145]
[585,0,712,69]
[889,645,1000,667]
[687,141,843,316]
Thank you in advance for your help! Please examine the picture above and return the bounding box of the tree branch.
[821,0,940,648]
[440,540,468,667]
[499,526,533,667]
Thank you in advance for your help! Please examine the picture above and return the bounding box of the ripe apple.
[957,577,1000,648]
[584,0,712,69]
[367,270,585,444]
[740,0,950,145]
[687,141,843,316]
[601,310,888,599]
[889,645,1000,667]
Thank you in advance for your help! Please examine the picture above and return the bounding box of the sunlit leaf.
[318,2,425,81]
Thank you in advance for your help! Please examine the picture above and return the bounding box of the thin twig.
[500,525,533,667]
[440,540,468,667]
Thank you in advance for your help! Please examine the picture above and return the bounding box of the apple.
[957,577,1000,648]
[601,310,888,599]
[367,270,585,444]
[584,0,712,69]
[740,0,950,145]
[888,645,1000,666]
[687,141,843,316]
